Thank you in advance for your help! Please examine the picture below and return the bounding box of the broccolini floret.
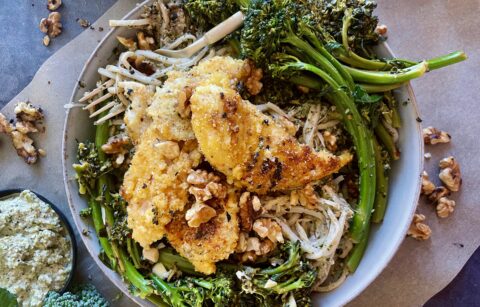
[43,284,109,307]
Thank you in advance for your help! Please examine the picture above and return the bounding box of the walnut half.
[407,213,432,240]
[185,202,217,228]
[436,197,456,218]
[421,171,435,195]
[438,156,462,192]
[252,218,284,243]
[39,12,62,38]
[423,126,451,145]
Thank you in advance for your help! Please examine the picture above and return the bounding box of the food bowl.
[0,189,77,294]
[62,1,423,305]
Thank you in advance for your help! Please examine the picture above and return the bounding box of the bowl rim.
[61,1,423,305]
[0,189,78,294]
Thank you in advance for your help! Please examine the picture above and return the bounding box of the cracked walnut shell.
[436,197,456,218]
[438,156,462,192]
[407,213,432,240]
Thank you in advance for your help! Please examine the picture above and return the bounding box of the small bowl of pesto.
[0,189,76,307]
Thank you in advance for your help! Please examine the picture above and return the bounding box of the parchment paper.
[0,0,478,306]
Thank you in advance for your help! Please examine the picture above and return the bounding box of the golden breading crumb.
[243,60,263,95]
[299,183,319,208]
[436,197,456,218]
[423,126,451,145]
[421,171,435,196]
[39,12,62,38]
[438,156,462,192]
[235,232,249,253]
[428,186,451,203]
[252,218,284,243]
[407,213,432,240]
[185,202,217,227]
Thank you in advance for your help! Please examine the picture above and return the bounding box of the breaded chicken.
[123,83,155,144]
[121,126,202,248]
[190,86,353,194]
[165,190,239,274]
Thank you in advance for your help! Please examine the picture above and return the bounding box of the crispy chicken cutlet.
[190,85,353,194]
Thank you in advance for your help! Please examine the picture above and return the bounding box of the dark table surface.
[1,0,478,305]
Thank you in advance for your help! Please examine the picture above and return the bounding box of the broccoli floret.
[73,142,112,196]
[79,207,92,218]
[237,241,316,306]
[43,284,108,307]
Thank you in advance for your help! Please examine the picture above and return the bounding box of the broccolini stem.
[88,198,115,266]
[127,238,143,269]
[344,61,428,84]
[346,221,370,272]
[282,35,348,89]
[158,249,200,276]
[374,123,400,160]
[289,74,325,91]
[282,60,376,243]
[359,83,405,93]
[424,51,467,70]
[341,9,391,71]
[119,250,155,298]
[371,138,390,223]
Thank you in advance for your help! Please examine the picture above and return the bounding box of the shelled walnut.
[421,171,435,195]
[423,126,451,145]
[438,156,462,192]
[436,197,456,218]
[407,213,432,240]
[39,12,62,38]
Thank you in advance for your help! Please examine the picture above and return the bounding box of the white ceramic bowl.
[62,2,423,306]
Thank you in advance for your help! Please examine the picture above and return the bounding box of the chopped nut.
[428,186,451,203]
[239,192,254,232]
[38,148,47,157]
[47,0,62,11]
[264,279,278,289]
[137,31,155,50]
[235,232,248,253]
[77,18,90,28]
[154,140,180,159]
[176,87,192,119]
[43,35,50,46]
[205,181,227,199]
[424,152,432,159]
[152,262,170,280]
[253,218,284,243]
[421,171,435,195]
[407,213,432,240]
[101,134,131,154]
[438,156,462,192]
[14,102,44,122]
[423,126,451,145]
[436,197,456,218]
[246,237,261,253]
[239,251,257,263]
[300,183,319,207]
[252,195,262,211]
[185,202,217,227]
[117,36,137,51]
[375,24,388,35]
[323,131,337,152]
[0,110,42,164]
[189,186,212,202]
[143,247,159,263]
[39,12,62,38]
[187,169,220,186]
